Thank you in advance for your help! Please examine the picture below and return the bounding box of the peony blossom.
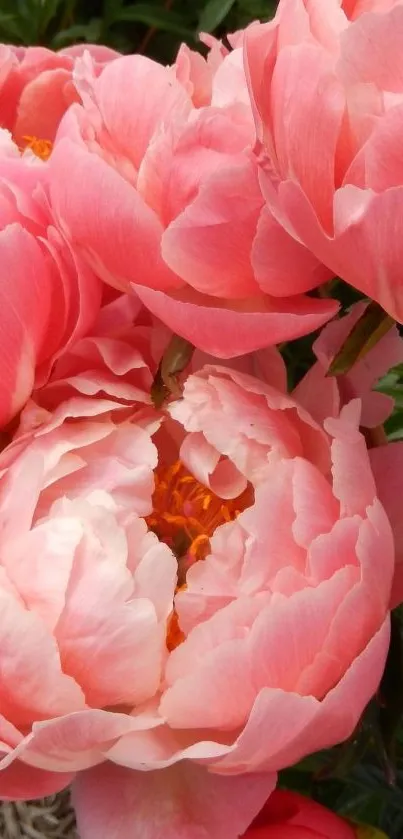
[0,130,101,426]
[0,302,394,838]
[242,788,357,838]
[47,39,338,357]
[245,0,403,323]
[0,43,119,150]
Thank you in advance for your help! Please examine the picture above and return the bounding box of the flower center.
[146,460,253,651]
[22,135,53,160]
[148,460,252,577]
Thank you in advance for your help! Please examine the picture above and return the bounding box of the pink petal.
[133,283,338,357]
[211,48,252,110]
[73,761,276,839]
[174,44,212,107]
[339,4,403,91]
[291,458,340,548]
[179,432,247,499]
[216,617,390,773]
[276,179,403,323]
[4,709,156,773]
[138,107,252,225]
[0,587,85,730]
[87,55,191,169]
[0,224,53,425]
[166,570,357,731]
[293,363,340,427]
[14,68,76,144]
[325,402,377,517]
[55,509,176,709]
[271,43,345,232]
[252,207,331,296]
[352,102,403,192]
[161,157,263,298]
[243,21,279,148]
[49,140,178,292]
[0,761,73,800]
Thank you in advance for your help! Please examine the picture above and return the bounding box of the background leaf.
[112,4,192,37]
[198,0,237,32]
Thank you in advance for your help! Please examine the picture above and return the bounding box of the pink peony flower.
[0,309,393,837]
[0,131,101,426]
[47,41,338,357]
[0,43,119,150]
[245,0,403,323]
[242,788,356,838]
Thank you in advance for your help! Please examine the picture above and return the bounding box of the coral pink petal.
[14,68,76,144]
[252,207,331,296]
[339,4,403,90]
[73,761,276,839]
[0,761,74,800]
[174,44,212,107]
[217,618,389,773]
[0,587,85,730]
[162,158,263,298]
[293,364,340,426]
[133,284,338,357]
[325,403,377,517]
[180,433,247,499]
[5,709,158,773]
[278,179,403,323]
[49,141,178,292]
[243,22,278,145]
[0,225,53,425]
[90,55,191,168]
[271,43,345,232]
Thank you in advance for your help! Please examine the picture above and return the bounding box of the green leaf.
[51,18,102,47]
[39,0,66,31]
[378,614,403,774]
[385,411,403,441]
[0,12,28,42]
[112,4,192,37]
[198,0,237,32]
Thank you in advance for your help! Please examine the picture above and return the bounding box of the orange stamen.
[166,610,185,652]
[146,460,253,652]
[22,135,53,161]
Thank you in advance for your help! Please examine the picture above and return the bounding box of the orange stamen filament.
[146,461,253,651]
[22,136,53,161]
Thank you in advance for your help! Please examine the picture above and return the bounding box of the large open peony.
[46,37,338,357]
[0,301,394,838]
